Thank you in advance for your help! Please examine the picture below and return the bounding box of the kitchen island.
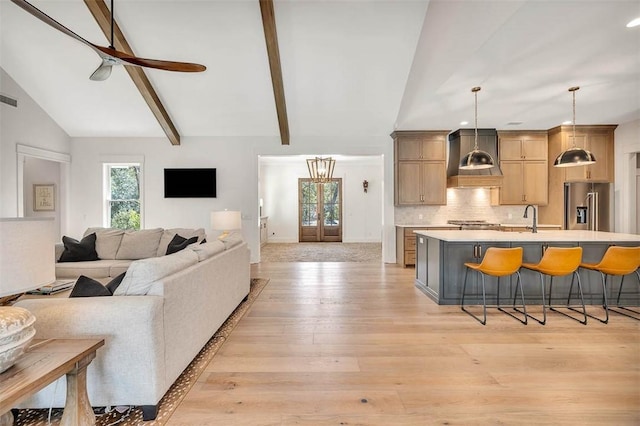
[414,229,640,305]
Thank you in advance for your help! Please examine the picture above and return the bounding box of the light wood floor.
[169,262,640,425]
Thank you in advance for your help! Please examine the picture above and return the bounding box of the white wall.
[23,157,61,239]
[0,68,70,218]
[614,119,640,234]
[259,156,383,243]
[68,135,395,263]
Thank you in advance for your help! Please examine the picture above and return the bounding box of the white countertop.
[396,224,460,228]
[414,229,640,243]
[500,223,561,228]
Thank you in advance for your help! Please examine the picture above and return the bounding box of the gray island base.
[414,230,640,306]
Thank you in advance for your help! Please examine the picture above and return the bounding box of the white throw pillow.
[114,249,199,296]
[115,228,164,260]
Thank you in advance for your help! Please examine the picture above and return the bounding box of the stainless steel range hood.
[447,128,503,188]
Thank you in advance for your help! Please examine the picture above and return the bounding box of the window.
[104,163,142,230]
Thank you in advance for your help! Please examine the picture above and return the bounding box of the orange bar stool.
[520,246,587,325]
[580,246,640,323]
[461,247,527,325]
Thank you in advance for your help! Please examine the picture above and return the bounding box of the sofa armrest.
[14,296,166,408]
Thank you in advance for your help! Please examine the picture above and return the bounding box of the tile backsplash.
[395,188,538,225]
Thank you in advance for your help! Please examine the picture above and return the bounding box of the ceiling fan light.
[553,147,596,167]
[90,63,112,81]
[459,149,495,170]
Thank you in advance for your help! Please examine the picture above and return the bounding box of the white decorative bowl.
[0,306,36,373]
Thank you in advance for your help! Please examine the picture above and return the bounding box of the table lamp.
[0,217,55,373]
[210,210,242,239]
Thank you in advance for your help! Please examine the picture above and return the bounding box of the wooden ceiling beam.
[259,0,290,145]
[83,0,181,145]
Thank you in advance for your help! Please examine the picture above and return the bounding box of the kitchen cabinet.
[392,131,448,206]
[414,229,640,305]
[498,131,548,205]
[540,125,616,227]
[499,131,548,161]
[550,125,616,183]
[415,238,510,304]
[396,225,458,267]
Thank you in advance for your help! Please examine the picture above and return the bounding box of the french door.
[299,178,342,242]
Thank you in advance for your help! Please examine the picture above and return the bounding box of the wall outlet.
[507,213,513,219]
[418,214,423,220]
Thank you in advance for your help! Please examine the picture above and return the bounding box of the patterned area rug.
[13,277,270,426]
[260,242,382,262]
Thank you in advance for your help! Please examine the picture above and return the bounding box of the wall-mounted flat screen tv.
[164,168,217,198]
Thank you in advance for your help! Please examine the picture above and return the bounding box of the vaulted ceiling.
[1,0,639,145]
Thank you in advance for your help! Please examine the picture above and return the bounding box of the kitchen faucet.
[523,205,538,233]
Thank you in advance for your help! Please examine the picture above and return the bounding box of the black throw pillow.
[69,272,127,298]
[58,233,99,262]
[166,234,198,255]
[69,275,111,297]
[200,238,207,244]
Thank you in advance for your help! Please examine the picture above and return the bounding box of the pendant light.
[307,157,335,183]
[553,86,596,168]
[459,87,495,170]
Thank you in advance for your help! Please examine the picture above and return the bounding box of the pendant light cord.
[569,86,579,148]
[472,86,481,150]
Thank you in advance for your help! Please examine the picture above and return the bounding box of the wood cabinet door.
[521,137,547,160]
[421,138,446,160]
[522,161,548,205]
[396,161,423,204]
[562,134,589,182]
[422,162,446,204]
[584,133,612,181]
[499,161,524,204]
[499,139,524,161]
[396,137,423,160]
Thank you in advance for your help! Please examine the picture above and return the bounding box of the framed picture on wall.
[33,184,55,211]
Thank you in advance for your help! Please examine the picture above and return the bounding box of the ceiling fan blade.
[10,0,93,48]
[11,0,206,76]
[93,45,206,73]
[89,61,113,81]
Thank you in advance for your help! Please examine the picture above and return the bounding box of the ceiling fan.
[10,0,206,81]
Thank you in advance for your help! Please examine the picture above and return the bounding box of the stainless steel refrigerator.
[564,182,613,231]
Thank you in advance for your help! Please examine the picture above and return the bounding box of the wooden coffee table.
[0,338,104,426]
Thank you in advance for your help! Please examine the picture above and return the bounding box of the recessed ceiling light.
[627,17,640,28]
[562,120,572,125]
[506,121,523,126]
[460,121,469,126]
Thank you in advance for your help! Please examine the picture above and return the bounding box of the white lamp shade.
[210,210,242,232]
[0,218,56,297]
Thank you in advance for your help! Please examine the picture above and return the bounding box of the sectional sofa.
[15,227,250,420]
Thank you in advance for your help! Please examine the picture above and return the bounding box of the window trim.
[102,159,144,229]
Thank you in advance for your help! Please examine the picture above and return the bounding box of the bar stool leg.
[613,270,640,320]
[581,271,609,323]
[499,271,527,324]
[461,268,487,325]
[516,272,546,325]
[552,271,588,325]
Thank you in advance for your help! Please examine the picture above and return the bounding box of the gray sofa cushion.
[156,228,206,256]
[115,249,199,296]
[115,228,163,260]
[84,228,124,260]
[56,260,114,279]
[220,232,243,250]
